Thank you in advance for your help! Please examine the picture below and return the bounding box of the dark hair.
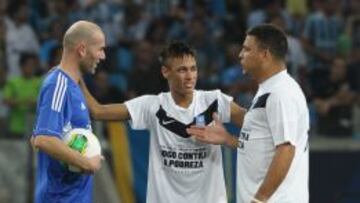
[247,24,288,60]
[159,41,196,66]
[7,1,26,19]
[19,52,38,67]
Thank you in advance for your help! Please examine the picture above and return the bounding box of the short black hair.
[159,41,196,66]
[19,52,38,67]
[247,24,288,60]
[7,1,26,19]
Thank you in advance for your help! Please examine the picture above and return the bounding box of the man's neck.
[256,62,285,84]
[170,90,194,108]
[59,54,80,83]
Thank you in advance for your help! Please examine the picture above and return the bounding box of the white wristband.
[252,198,264,203]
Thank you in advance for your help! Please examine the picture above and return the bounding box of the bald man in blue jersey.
[32,21,105,203]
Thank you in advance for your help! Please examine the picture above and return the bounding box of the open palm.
[186,113,230,145]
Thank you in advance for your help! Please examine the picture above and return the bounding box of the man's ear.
[77,42,86,58]
[161,65,169,79]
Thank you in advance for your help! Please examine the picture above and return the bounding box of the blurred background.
[0,0,359,202]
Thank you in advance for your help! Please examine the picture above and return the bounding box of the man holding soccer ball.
[32,21,104,203]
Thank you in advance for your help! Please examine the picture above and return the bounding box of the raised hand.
[186,113,232,145]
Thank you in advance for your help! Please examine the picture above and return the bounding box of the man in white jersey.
[79,42,246,203]
[187,24,309,203]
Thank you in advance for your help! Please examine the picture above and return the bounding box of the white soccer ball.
[63,128,101,172]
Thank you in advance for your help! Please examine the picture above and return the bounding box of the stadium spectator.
[5,1,40,77]
[0,17,7,71]
[302,0,343,70]
[247,0,293,30]
[91,69,125,104]
[220,43,256,108]
[127,40,166,97]
[3,53,41,137]
[313,57,356,136]
[0,68,8,137]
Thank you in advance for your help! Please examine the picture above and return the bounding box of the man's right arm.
[79,79,130,121]
[33,135,102,173]
[33,81,102,173]
[187,113,239,149]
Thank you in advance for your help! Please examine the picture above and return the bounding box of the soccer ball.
[63,128,101,172]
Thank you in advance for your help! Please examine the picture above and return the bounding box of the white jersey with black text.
[125,90,233,203]
[236,70,309,203]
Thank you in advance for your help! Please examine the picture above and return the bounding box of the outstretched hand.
[186,113,231,145]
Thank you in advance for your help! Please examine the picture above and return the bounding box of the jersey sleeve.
[32,82,69,139]
[124,95,155,130]
[266,93,298,146]
[215,90,233,123]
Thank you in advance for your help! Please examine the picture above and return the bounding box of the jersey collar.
[168,90,197,111]
[259,70,287,89]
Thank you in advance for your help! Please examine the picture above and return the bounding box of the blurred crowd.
[0,0,359,138]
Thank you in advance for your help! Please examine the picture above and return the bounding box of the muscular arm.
[230,101,246,128]
[33,135,102,173]
[253,143,295,202]
[79,79,130,121]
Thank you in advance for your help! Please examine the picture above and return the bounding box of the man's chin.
[89,68,96,74]
[91,65,99,74]
[184,88,194,95]
[88,65,97,74]
[80,67,96,75]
